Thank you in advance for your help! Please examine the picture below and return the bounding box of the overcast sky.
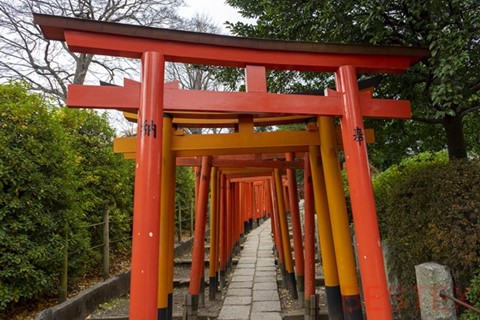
[178,0,255,34]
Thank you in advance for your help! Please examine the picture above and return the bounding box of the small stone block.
[223,296,252,305]
[250,312,282,320]
[252,301,281,312]
[218,305,251,320]
[236,263,256,269]
[254,282,277,290]
[227,288,252,296]
[255,271,274,277]
[253,290,279,301]
[256,266,276,272]
[231,275,254,282]
[235,269,254,276]
[228,282,253,289]
[241,252,258,257]
[254,276,277,283]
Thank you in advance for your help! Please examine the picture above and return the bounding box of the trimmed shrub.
[373,152,480,318]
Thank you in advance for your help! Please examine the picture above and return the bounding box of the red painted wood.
[189,156,212,295]
[336,65,392,319]
[64,30,415,73]
[129,52,164,320]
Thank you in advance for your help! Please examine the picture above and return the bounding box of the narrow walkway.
[218,220,281,320]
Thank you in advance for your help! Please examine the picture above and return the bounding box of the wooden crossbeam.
[68,84,411,119]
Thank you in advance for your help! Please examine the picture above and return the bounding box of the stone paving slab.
[236,263,256,269]
[227,288,252,296]
[235,269,255,276]
[253,282,277,290]
[253,290,279,301]
[223,296,252,305]
[254,270,274,277]
[253,276,277,283]
[250,312,282,320]
[255,266,276,272]
[231,275,254,282]
[228,282,253,289]
[218,305,250,320]
[252,301,281,312]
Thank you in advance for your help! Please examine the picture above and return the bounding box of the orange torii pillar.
[253,180,264,225]
[309,143,344,319]
[264,179,273,218]
[269,174,286,278]
[233,182,241,254]
[226,179,234,270]
[285,152,305,303]
[283,178,291,213]
[219,173,228,288]
[303,152,318,319]
[319,116,363,319]
[248,182,254,230]
[186,156,212,319]
[157,115,175,320]
[274,168,298,299]
[208,167,219,300]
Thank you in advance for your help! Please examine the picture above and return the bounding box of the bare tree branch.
[0,0,185,103]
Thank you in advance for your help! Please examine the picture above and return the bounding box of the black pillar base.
[342,294,364,320]
[325,285,344,320]
[184,293,198,320]
[208,276,217,300]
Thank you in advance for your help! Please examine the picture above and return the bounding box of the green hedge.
[373,152,480,318]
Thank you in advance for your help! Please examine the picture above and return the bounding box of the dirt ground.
[90,256,232,319]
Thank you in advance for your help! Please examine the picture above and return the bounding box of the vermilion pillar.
[226,180,233,268]
[303,153,317,319]
[209,167,219,300]
[336,65,392,319]
[270,174,285,277]
[286,152,305,302]
[274,168,297,299]
[219,173,227,288]
[187,156,212,318]
[167,149,176,320]
[130,51,164,320]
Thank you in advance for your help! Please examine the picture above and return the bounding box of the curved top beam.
[33,13,429,73]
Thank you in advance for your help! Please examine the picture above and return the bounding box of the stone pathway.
[218,220,282,320]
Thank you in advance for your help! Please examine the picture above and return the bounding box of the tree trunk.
[443,114,467,160]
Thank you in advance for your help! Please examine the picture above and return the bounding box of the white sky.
[178,0,254,34]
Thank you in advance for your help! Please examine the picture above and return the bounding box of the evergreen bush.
[373,152,480,318]
[0,83,134,311]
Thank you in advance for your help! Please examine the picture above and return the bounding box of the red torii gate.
[34,13,429,320]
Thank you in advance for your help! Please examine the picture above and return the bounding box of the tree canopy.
[225,0,480,163]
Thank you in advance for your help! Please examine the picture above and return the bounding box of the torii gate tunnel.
[34,13,429,320]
